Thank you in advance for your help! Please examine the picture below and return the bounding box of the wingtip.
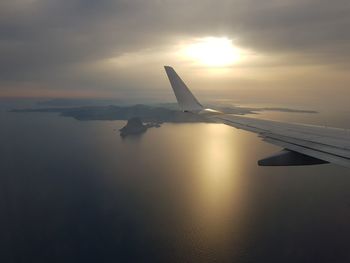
[164,65,173,70]
[163,65,203,112]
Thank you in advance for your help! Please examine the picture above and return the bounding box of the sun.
[182,37,241,67]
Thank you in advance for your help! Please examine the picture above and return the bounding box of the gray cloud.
[0,0,350,99]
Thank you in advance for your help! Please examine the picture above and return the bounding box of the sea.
[1,99,350,263]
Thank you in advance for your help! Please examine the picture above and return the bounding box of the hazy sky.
[1,0,350,107]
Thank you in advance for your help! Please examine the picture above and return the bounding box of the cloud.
[0,0,350,103]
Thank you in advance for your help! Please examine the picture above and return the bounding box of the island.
[119,117,161,137]
[11,104,211,123]
[11,103,317,125]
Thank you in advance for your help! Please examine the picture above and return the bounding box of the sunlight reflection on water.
[1,111,350,262]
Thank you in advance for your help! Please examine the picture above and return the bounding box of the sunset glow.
[182,37,241,67]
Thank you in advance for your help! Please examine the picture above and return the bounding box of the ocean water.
[1,104,350,263]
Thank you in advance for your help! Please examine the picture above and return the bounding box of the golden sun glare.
[182,37,241,67]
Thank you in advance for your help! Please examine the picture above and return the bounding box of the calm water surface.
[1,105,350,263]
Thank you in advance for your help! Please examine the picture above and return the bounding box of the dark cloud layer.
[1,0,350,99]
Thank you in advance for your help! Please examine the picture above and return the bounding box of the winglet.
[164,66,203,112]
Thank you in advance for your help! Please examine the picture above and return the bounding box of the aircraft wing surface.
[164,66,350,168]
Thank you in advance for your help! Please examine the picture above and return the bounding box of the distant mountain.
[36,98,125,107]
[11,103,317,123]
[11,104,211,123]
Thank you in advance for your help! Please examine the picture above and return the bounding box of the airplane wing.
[164,66,350,168]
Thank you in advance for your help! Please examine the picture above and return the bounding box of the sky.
[1,0,350,108]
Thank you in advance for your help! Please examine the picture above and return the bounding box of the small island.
[119,117,161,137]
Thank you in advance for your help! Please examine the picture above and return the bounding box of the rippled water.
[1,106,350,263]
